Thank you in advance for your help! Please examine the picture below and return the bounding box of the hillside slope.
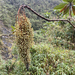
[0,44,75,74]
[0,0,62,30]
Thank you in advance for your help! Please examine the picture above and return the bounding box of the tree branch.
[21,5,75,28]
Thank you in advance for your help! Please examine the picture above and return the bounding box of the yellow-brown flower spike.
[15,8,34,70]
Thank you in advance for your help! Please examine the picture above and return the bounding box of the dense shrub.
[0,44,75,75]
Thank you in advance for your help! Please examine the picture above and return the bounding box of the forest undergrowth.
[0,0,75,75]
[0,43,75,75]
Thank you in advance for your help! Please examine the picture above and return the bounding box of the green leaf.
[63,6,69,14]
[68,0,73,2]
[63,0,73,2]
[63,0,69,2]
[72,6,75,15]
[11,26,15,32]
[11,26,15,29]
[60,5,68,12]
[54,3,68,9]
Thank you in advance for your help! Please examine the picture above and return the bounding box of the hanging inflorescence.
[15,6,34,71]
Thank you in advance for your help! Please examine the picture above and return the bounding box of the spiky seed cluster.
[15,16,34,67]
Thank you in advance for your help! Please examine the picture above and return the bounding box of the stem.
[20,5,75,28]
[69,2,72,17]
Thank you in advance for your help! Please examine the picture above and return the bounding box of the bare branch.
[20,5,75,28]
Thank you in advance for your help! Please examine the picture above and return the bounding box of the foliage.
[0,0,16,27]
[0,44,75,75]
[0,0,75,75]
[34,30,47,43]
[54,0,75,15]
[41,21,75,49]
[0,0,62,30]
[53,0,75,49]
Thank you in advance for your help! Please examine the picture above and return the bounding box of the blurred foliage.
[0,44,75,75]
[0,0,75,75]
[54,0,75,16]
[36,11,75,50]
[0,0,62,30]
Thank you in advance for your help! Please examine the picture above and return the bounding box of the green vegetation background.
[0,0,62,30]
[0,0,75,75]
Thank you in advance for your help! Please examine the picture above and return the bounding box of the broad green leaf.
[72,6,75,15]
[68,0,73,2]
[60,5,68,12]
[63,0,69,2]
[63,0,73,2]
[54,3,68,9]
[64,6,69,14]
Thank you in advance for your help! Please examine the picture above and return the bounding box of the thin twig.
[20,5,75,28]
